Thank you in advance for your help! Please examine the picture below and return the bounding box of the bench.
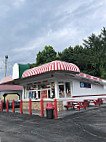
[83,100,90,107]
[64,101,87,111]
[98,98,106,104]
[64,104,76,111]
[84,99,101,107]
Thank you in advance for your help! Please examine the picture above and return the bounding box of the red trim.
[78,73,84,77]
[86,75,91,79]
[99,78,102,82]
[93,77,98,80]
[72,94,106,98]
[77,72,103,82]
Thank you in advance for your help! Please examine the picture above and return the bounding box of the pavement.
[0,105,106,142]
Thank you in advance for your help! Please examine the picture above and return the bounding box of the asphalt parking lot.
[0,106,106,142]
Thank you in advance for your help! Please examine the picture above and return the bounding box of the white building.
[2,60,106,110]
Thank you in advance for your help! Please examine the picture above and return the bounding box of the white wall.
[72,79,106,96]
[21,73,106,99]
[13,63,19,79]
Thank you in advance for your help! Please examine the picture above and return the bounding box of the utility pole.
[5,55,8,77]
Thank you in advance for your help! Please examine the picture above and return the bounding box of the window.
[26,82,55,99]
[38,91,40,98]
[29,91,34,99]
[51,82,55,98]
[58,82,65,98]
[65,82,71,97]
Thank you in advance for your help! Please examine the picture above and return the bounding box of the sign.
[80,82,91,88]
[41,90,47,98]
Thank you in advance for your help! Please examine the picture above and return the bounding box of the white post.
[55,81,59,99]
[36,85,38,99]
[64,82,66,98]
[22,86,26,99]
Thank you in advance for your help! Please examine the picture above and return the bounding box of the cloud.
[12,0,106,54]
[12,25,79,53]
[0,0,106,81]
[12,0,26,9]
[0,5,10,18]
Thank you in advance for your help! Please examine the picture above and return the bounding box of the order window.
[58,82,65,98]
[65,82,71,97]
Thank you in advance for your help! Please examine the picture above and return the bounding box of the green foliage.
[28,63,37,68]
[31,45,57,66]
[82,28,106,78]
[36,45,57,66]
[58,27,106,79]
[30,27,106,79]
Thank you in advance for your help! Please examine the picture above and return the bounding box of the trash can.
[46,102,54,119]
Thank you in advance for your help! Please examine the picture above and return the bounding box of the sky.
[0,0,106,81]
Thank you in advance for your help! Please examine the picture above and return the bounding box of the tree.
[36,45,57,66]
[59,45,89,73]
[83,27,106,79]
[29,27,106,79]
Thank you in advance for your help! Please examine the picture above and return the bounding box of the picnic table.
[84,98,101,107]
[98,97,106,103]
[64,100,88,111]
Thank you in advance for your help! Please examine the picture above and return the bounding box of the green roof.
[19,64,30,78]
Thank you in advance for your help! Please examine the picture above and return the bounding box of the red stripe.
[93,77,98,80]
[99,79,102,82]
[86,75,91,79]
[57,61,58,70]
[53,62,55,70]
[22,60,80,78]
[78,73,84,77]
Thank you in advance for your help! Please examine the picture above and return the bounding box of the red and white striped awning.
[77,73,102,82]
[22,60,80,78]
